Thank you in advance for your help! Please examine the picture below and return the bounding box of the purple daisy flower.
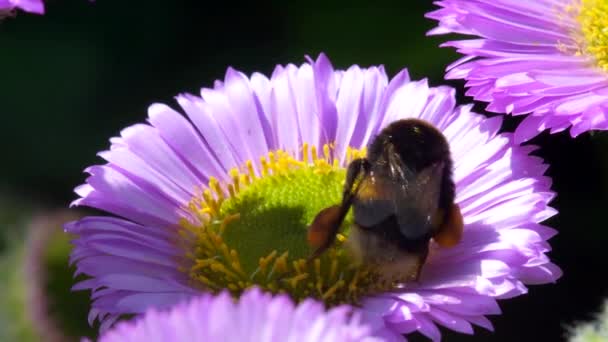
[427,0,608,142]
[97,287,380,342]
[0,0,44,15]
[66,54,561,340]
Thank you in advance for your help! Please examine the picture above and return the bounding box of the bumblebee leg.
[307,205,341,249]
[307,159,369,262]
[433,203,464,248]
[412,247,429,282]
[307,204,350,261]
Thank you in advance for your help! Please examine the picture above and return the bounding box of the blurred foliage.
[0,197,32,252]
[0,205,95,341]
[0,1,607,341]
[0,196,34,340]
[568,301,608,342]
[0,231,37,341]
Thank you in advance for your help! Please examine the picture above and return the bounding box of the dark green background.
[1,1,607,341]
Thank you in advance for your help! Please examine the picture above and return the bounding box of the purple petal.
[98,288,382,341]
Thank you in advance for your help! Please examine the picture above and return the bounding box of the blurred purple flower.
[97,287,380,342]
[0,0,44,15]
[66,54,561,341]
[428,0,608,142]
[1,210,74,341]
[23,211,76,342]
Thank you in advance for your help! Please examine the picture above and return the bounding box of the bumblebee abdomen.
[347,223,428,283]
[355,214,431,254]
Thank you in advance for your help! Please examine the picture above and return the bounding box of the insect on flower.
[308,118,464,283]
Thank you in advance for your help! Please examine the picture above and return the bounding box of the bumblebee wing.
[352,145,416,228]
[394,161,444,239]
[353,144,444,240]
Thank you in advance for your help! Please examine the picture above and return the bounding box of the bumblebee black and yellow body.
[309,118,463,282]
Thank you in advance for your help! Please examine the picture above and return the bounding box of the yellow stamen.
[302,143,309,163]
[322,280,345,300]
[209,177,224,203]
[219,213,240,235]
[267,152,276,173]
[323,144,331,161]
[246,160,256,180]
[227,184,236,199]
[229,168,241,193]
[284,273,309,289]
[202,189,217,217]
[576,0,608,70]
[260,156,270,177]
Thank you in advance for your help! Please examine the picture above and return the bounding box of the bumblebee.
[308,118,463,282]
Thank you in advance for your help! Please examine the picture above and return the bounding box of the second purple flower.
[428,0,608,142]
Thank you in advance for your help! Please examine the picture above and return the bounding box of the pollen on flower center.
[177,144,389,305]
[576,0,608,70]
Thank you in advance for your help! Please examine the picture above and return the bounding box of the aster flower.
[0,0,44,16]
[427,0,608,142]
[97,287,379,342]
[66,54,561,340]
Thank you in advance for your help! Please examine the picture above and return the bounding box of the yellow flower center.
[176,144,391,305]
[576,0,608,70]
